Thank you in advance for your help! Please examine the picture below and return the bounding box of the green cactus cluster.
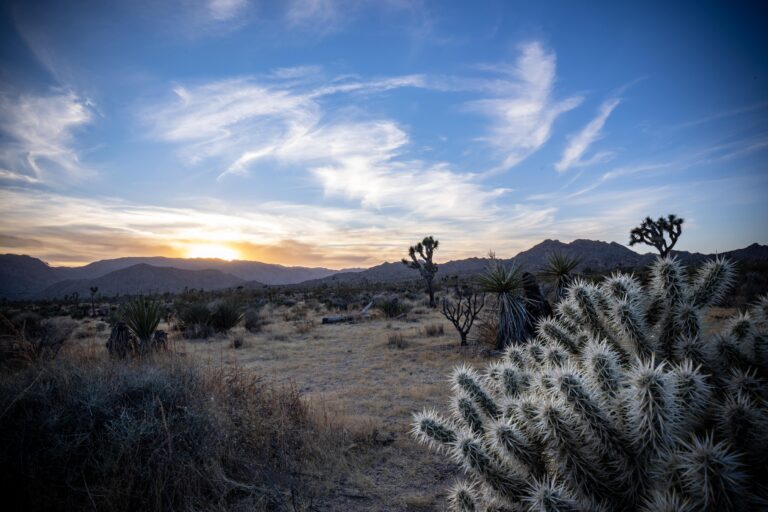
[413,256,768,511]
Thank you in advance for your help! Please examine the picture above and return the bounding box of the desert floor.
[68,302,733,511]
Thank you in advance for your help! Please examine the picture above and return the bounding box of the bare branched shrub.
[441,286,485,346]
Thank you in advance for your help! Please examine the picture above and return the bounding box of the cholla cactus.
[412,256,768,511]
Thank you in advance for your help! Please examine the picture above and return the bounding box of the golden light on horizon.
[184,243,240,261]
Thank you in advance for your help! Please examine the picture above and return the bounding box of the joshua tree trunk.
[89,286,98,317]
[426,277,436,308]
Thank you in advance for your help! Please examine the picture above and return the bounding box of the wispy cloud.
[207,0,249,21]
[285,0,345,30]
[555,98,620,172]
[467,42,582,173]
[282,0,439,41]
[672,101,768,130]
[0,89,94,183]
[0,187,551,267]
[144,72,503,219]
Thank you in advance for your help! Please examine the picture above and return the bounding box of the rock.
[322,315,355,324]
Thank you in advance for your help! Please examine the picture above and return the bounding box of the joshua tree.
[441,285,486,346]
[413,255,768,511]
[89,286,99,317]
[476,254,529,350]
[402,236,439,308]
[629,214,684,257]
[539,252,582,300]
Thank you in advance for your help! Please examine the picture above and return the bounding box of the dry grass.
[423,323,444,337]
[0,350,360,511]
[23,297,740,510]
[387,332,407,349]
[168,303,488,510]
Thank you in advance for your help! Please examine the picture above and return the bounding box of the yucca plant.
[210,300,243,333]
[413,256,768,511]
[122,297,162,356]
[476,257,529,349]
[539,252,582,300]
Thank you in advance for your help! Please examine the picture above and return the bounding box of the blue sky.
[0,0,766,267]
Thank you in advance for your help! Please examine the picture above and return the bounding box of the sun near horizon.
[183,244,241,262]
[0,0,766,271]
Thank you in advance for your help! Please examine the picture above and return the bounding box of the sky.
[0,0,766,268]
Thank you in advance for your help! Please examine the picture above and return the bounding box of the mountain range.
[300,239,768,287]
[1,239,766,299]
[0,256,358,299]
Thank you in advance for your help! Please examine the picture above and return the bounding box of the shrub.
[424,323,445,337]
[388,332,407,349]
[474,314,499,347]
[293,318,315,335]
[440,286,485,346]
[210,300,243,333]
[413,256,768,511]
[378,297,410,318]
[69,304,90,320]
[0,358,336,511]
[244,306,264,332]
[282,303,309,322]
[176,301,213,339]
[539,252,582,300]
[476,258,528,349]
[122,297,162,343]
[0,312,75,368]
[230,327,246,349]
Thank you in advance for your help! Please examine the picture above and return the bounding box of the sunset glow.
[184,244,240,261]
[0,2,765,267]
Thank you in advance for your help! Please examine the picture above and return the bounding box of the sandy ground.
[66,302,737,510]
[176,304,487,511]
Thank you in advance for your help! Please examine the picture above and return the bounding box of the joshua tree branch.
[629,214,684,257]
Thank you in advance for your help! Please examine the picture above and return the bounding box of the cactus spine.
[413,256,768,511]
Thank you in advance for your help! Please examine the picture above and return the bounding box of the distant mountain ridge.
[0,255,358,299]
[1,240,766,299]
[39,264,247,298]
[55,256,354,283]
[300,239,768,287]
